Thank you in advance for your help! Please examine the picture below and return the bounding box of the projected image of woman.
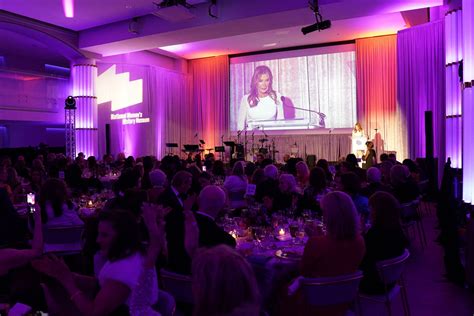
[237,65,285,130]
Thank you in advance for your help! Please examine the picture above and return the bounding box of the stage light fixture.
[301,0,331,35]
[65,96,76,109]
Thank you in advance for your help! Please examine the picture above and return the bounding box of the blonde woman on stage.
[351,122,366,159]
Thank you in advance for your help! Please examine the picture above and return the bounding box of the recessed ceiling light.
[275,30,290,35]
[263,43,277,47]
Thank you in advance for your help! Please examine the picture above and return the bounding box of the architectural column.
[445,10,462,169]
[462,0,474,203]
[71,59,98,158]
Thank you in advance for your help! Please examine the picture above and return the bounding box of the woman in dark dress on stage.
[362,141,376,170]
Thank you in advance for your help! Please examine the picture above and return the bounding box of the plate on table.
[275,249,303,261]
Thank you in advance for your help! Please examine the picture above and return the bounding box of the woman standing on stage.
[362,141,376,169]
[237,65,285,131]
[351,122,366,159]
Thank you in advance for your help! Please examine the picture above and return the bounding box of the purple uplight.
[62,0,74,18]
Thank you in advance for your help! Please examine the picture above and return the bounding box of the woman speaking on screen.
[237,65,286,131]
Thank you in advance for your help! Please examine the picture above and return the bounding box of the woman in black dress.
[362,141,376,169]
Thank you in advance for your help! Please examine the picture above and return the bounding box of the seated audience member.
[33,206,166,316]
[250,168,265,186]
[244,162,256,183]
[379,160,394,185]
[197,172,212,191]
[302,191,365,276]
[168,185,235,275]
[159,170,193,212]
[149,169,168,189]
[14,155,30,179]
[341,172,369,220]
[361,167,392,198]
[255,164,280,202]
[345,154,359,170]
[0,205,42,276]
[141,156,155,190]
[379,153,389,165]
[299,191,365,316]
[295,161,310,189]
[0,188,28,247]
[6,167,23,202]
[388,153,401,165]
[40,178,83,227]
[194,186,236,249]
[147,169,168,203]
[390,164,420,203]
[223,161,248,209]
[301,167,330,213]
[211,160,226,182]
[192,245,260,316]
[65,163,83,194]
[360,192,408,294]
[316,159,334,183]
[273,173,301,213]
[402,159,421,183]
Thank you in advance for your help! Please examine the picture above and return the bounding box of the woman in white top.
[237,65,284,131]
[32,205,168,316]
[352,122,366,159]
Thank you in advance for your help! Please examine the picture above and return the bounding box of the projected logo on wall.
[97,65,150,125]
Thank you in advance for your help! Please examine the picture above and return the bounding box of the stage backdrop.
[356,35,406,160]
[96,63,193,158]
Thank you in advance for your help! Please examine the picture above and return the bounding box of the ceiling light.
[263,43,277,47]
[62,0,74,18]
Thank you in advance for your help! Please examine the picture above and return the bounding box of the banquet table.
[98,175,119,189]
[236,237,306,310]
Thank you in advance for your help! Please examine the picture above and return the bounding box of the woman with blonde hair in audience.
[192,245,260,316]
[297,191,365,316]
[296,161,310,189]
[223,161,248,209]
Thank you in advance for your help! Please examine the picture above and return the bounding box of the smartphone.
[59,171,65,179]
[27,193,35,213]
[202,166,207,172]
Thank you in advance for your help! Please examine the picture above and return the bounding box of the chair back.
[301,271,363,306]
[376,249,410,285]
[154,289,176,316]
[160,269,193,305]
[43,225,84,254]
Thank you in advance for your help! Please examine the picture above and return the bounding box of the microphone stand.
[244,123,248,161]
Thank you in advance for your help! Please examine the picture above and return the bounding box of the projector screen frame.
[229,41,357,135]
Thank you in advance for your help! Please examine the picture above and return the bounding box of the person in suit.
[159,170,193,212]
[172,185,236,275]
[161,171,194,274]
[194,186,236,250]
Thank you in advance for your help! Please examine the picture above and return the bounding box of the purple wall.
[0,123,65,148]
